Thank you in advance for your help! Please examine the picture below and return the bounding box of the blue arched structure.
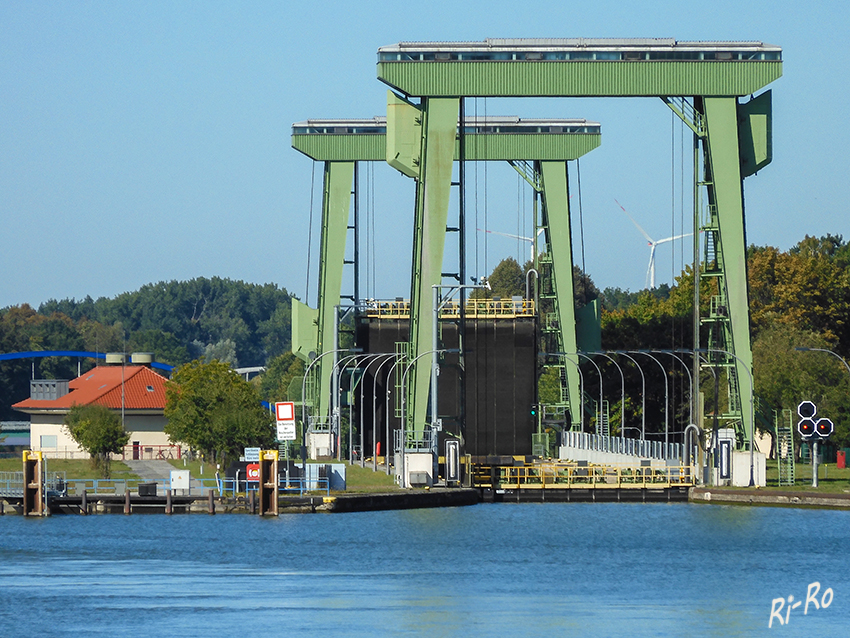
[0,350,173,372]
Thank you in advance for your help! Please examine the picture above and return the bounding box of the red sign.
[275,401,295,422]
[246,463,260,482]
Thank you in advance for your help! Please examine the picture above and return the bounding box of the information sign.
[277,421,297,441]
[244,447,261,463]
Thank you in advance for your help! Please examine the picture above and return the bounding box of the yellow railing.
[473,462,695,489]
[363,299,535,319]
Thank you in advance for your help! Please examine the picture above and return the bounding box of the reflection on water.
[0,503,847,636]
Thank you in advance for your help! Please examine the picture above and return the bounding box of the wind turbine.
[615,200,692,289]
[476,227,545,265]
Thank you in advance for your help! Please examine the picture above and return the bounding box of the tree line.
[0,277,294,419]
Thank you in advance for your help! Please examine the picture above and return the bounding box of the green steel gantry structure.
[376,38,782,449]
[291,115,601,445]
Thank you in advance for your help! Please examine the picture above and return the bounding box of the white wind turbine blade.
[654,232,693,246]
[615,199,655,244]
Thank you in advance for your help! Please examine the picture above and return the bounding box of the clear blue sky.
[2,1,847,309]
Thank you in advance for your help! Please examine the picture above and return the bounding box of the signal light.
[530,405,537,417]
[816,418,834,438]
[798,418,816,438]
[798,401,817,419]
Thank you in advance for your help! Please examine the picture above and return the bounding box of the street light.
[575,353,604,435]
[357,353,396,469]
[613,351,646,442]
[370,353,400,472]
[656,350,694,429]
[332,352,371,462]
[399,347,461,488]
[300,347,361,473]
[794,347,850,376]
[634,351,670,453]
[586,351,626,439]
[697,347,755,487]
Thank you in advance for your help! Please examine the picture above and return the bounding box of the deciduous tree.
[64,404,130,478]
[164,359,273,464]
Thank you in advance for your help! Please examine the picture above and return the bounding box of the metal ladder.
[776,408,796,486]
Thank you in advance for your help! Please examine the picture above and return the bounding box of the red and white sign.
[275,401,295,422]
[246,463,260,482]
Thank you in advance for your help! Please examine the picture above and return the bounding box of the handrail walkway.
[0,473,330,500]
[473,461,695,490]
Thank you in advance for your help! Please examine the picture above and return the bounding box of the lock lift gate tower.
[291,116,601,457]
[377,38,782,450]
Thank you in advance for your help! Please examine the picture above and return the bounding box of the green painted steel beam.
[703,97,754,446]
[291,114,601,433]
[313,161,355,422]
[292,116,600,162]
[377,39,781,97]
[540,161,582,428]
[407,97,459,442]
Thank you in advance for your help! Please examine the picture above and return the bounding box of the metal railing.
[562,431,682,461]
[481,462,695,489]
[121,444,183,461]
[363,298,535,319]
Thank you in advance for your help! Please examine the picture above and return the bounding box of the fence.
[486,462,695,489]
[561,431,683,462]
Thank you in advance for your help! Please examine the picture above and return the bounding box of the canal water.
[0,502,847,636]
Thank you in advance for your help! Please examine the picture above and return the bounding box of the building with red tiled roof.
[13,365,180,460]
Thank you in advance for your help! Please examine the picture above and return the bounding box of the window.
[40,435,58,448]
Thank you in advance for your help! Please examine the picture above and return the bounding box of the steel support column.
[540,161,581,430]
[702,97,754,446]
[316,161,355,421]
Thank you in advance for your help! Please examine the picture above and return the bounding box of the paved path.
[123,460,175,481]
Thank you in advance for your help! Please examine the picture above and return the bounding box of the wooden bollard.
[124,489,131,515]
[249,490,255,515]
[166,489,172,515]
[81,490,87,515]
[208,490,215,515]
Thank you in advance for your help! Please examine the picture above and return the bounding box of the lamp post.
[331,352,370,463]
[384,355,406,476]
[300,347,361,474]
[370,353,400,472]
[634,351,669,454]
[613,351,646,442]
[575,353,604,436]
[586,351,626,439]
[697,348,756,487]
[656,349,694,429]
[794,347,850,376]
[399,347,460,488]
[357,353,395,469]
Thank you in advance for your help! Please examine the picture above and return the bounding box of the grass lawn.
[341,462,402,493]
[754,458,850,493]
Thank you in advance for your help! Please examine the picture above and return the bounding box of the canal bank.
[690,486,850,509]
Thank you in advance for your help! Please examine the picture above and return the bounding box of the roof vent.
[30,380,70,401]
[105,353,126,365]
[130,352,154,366]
